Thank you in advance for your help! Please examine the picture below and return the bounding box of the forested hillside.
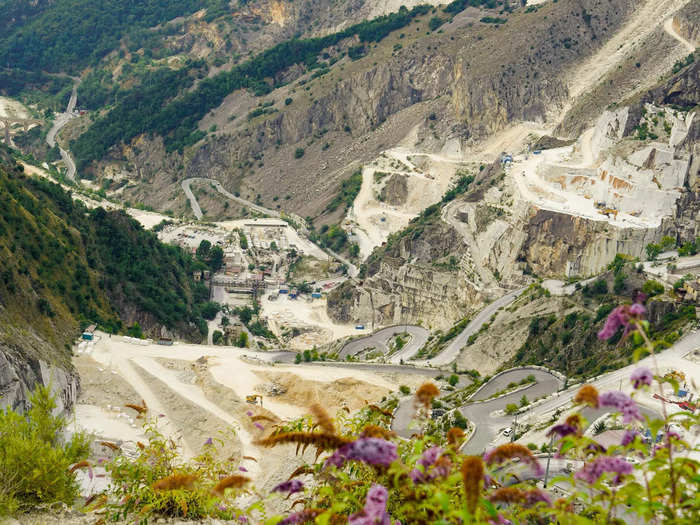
[0,0,223,72]
[0,146,211,352]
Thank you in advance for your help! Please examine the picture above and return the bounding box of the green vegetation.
[325,169,363,213]
[0,0,222,73]
[0,386,89,515]
[0,148,212,342]
[672,52,695,74]
[72,4,433,165]
[642,279,665,297]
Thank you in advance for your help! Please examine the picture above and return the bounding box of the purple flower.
[204,437,214,446]
[575,456,633,484]
[524,489,552,506]
[417,446,444,468]
[621,430,638,446]
[246,410,253,417]
[547,423,577,438]
[237,517,248,524]
[409,468,424,483]
[217,503,227,511]
[598,302,646,340]
[631,367,653,389]
[239,466,248,472]
[325,438,398,469]
[272,479,304,495]
[349,484,390,525]
[254,422,264,431]
[599,391,642,423]
[279,511,313,525]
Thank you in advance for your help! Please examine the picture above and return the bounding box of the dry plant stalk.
[360,424,396,440]
[462,456,484,515]
[211,475,250,495]
[69,460,91,473]
[99,441,120,451]
[251,414,276,423]
[256,432,351,455]
[415,383,440,410]
[310,403,335,435]
[151,473,198,491]
[367,404,393,418]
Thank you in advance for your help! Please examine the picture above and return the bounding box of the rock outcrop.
[0,347,78,413]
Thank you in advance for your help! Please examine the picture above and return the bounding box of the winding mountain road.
[47,79,80,181]
[337,325,430,363]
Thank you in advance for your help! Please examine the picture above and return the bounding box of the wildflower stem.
[637,323,677,517]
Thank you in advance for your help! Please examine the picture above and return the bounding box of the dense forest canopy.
[0,0,220,72]
[0,146,211,340]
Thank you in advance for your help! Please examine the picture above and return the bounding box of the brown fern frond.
[447,427,465,447]
[251,414,276,423]
[360,424,395,439]
[288,465,315,480]
[93,519,105,525]
[69,460,91,473]
[573,384,599,408]
[488,487,526,504]
[290,499,307,509]
[256,432,351,452]
[211,475,250,495]
[99,441,120,451]
[152,473,198,491]
[243,455,258,462]
[461,456,484,515]
[368,404,393,418]
[136,442,145,450]
[310,404,335,435]
[125,403,147,415]
[342,406,350,413]
[415,382,440,409]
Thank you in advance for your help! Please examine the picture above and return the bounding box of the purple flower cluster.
[349,484,391,525]
[524,489,553,506]
[417,446,443,468]
[575,456,633,484]
[621,429,639,446]
[599,391,642,424]
[547,423,578,439]
[410,446,451,483]
[325,438,398,468]
[598,302,646,340]
[630,367,653,389]
[272,479,304,495]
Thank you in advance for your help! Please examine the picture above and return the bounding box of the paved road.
[419,287,527,367]
[338,325,430,362]
[181,179,204,219]
[46,79,80,181]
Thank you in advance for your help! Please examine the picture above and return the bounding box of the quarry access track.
[181,177,359,277]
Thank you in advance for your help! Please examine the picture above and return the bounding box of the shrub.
[294,148,305,159]
[0,386,89,515]
[447,374,459,387]
[642,279,665,297]
[399,385,410,395]
[505,403,518,415]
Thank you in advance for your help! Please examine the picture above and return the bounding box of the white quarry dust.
[72,333,399,483]
[260,293,368,344]
[0,96,30,119]
[565,0,694,103]
[347,135,469,260]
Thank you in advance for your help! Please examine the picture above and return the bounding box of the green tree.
[646,243,662,261]
[236,331,249,348]
[196,240,212,260]
[209,245,224,272]
[448,374,459,387]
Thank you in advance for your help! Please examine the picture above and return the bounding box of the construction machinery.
[246,394,263,407]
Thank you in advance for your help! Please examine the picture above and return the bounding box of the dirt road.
[46,79,80,181]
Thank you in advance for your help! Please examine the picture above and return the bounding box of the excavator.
[246,394,263,407]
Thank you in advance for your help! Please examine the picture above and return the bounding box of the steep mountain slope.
[0,147,211,411]
[62,1,641,217]
[328,54,699,330]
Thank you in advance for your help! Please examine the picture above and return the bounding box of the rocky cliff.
[99,0,640,220]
